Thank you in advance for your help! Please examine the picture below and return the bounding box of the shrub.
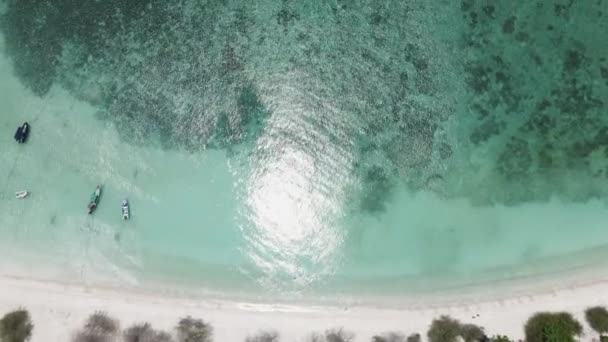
[84,312,119,335]
[460,323,485,342]
[325,328,355,342]
[123,323,174,342]
[586,306,608,335]
[245,330,279,342]
[176,316,212,342]
[490,336,513,342]
[524,312,582,342]
[72,311,120,342]
[308,333,324,342]
[309,328,354,342]
[427,316,461,342]
[0,309,34,342]
[73,331,110,342]
[601,335,608,342]
[406,333,421,342]
[155,331,174,342]
[371,332,405,342]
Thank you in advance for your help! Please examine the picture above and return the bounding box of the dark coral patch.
[439,143,453,160]
[469,117,504,145]
[497,137,533,178]
[502,16,516,34]
[360,165,394,213]
[515,32,530,42]
[600,66,608,79]
[483,5,496,18]
[277,8,299,30]
[461,0,474,12]
[465,63,492,93]
[563,49,586,73]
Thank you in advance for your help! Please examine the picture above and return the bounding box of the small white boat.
[121,199,130,220]
[15,191,28,199]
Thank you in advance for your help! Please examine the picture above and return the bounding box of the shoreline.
[2,265,608,341]
[5,239,608,309]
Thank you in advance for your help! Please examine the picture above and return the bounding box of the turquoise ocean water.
[1,0,608,303]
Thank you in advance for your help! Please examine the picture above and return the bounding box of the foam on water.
[0,0,608,302]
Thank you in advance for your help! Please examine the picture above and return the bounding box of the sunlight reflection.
[242,74,353,290]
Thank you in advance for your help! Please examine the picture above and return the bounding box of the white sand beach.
[1,271,608,342]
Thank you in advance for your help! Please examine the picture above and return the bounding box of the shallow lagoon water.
[0,0,608,302]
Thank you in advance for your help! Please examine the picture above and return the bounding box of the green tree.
[245,330,279,342]
[325,328,354,342]
[586,306,608,335]
[427,316,461,342]
[524,312,582,342]
[124,323,174,342]
[406,333,421,342]
[309,328,355,342]
[0,309,34,342]
[460,323,485,342]
[84,312,119,335]
[73,311,119,342]
[371,332,405,342]
[490,336,513,342]
[176,316,212,342]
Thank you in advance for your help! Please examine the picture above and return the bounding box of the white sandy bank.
[1,274,608,342]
